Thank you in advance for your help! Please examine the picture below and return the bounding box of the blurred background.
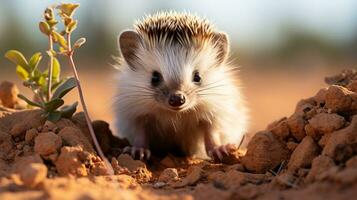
[0,0,356,135]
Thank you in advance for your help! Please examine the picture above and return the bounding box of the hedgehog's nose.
[168,93,186,107]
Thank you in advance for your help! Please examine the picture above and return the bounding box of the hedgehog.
[114,12,248,161]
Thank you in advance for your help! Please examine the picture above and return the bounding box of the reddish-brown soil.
[1,69,357,200]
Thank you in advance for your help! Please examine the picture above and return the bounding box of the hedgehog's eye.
[193,71,201,83]
[151,71,162,86]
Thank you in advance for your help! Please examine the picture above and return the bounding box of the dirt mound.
[0,81,24,109]
[1,70,357,200]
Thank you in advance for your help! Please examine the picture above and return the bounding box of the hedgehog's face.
[118,30,229,112]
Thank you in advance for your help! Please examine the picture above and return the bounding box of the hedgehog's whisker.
[197,93,230,97]
[195,84,227,93]
[186,79,225,95]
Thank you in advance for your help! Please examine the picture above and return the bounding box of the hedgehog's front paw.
[123,146,151,160]
[208,144,237,162]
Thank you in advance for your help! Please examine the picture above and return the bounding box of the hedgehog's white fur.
[114,12,248,157]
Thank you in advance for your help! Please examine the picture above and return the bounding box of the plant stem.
[30,85,46,106]
[47,34,54,101]
[66,33,114,175]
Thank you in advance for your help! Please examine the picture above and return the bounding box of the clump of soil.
[1,70,357,200]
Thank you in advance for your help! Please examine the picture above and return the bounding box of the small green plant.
[5,5,79,122]
[5,3,112,174]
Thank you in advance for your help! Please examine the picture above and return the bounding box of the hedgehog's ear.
[118,30,143,70]
[212,32,229,65]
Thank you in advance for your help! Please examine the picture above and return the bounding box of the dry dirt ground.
[1,69,357,200]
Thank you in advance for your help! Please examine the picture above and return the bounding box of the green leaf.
[17,94,42,108]
[38,74,47,86]
[57,3,79,18]
[52,57,61,82]
[66,20,77,33]
[51,77,76,100]
[47,111,62,122]
[39,21,51,35]
[60,102,78,118]
[52,31,67,48]
[5,50,29,71]
[31,68,42,82]
[45,98,64,111]
[29,52,42,72]
[16,65,29,80]
[51,79,65,90]
[47,19,58,27]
